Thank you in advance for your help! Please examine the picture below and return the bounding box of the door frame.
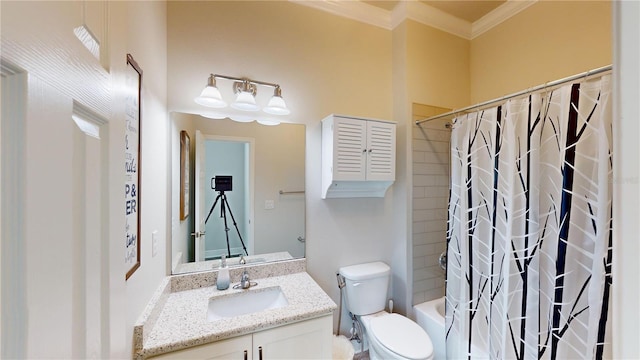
[200,134,255,258]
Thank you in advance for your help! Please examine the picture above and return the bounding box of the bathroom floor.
[353,350,369,360]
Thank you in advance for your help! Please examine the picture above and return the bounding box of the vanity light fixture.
[194,75,227,108]
[195,74,291,125]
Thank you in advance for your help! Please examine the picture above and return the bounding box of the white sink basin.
[207,287,288,321]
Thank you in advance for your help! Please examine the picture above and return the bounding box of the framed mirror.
[171,112,305,274]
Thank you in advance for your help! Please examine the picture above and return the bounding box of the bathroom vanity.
[133,259,336,359]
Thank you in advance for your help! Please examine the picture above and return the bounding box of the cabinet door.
[150,335,252,360]
[253,315,332,359]
[365,120,396,181]
[332,117,367,181]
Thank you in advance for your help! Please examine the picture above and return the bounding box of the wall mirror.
[171,112,305,274]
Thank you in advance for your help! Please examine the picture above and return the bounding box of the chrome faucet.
[240,270,251,289]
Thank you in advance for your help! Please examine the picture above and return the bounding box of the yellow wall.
[470,0,612,103]
[167,1,393,122]
[392,19,471,310]
[166,0,613,331]
[407,20,471,110]
[167,1,405,327]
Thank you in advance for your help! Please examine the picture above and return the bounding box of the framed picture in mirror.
[180,130,190,220]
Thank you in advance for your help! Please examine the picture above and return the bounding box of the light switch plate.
[152,230,158,257]
[265,200,275,210]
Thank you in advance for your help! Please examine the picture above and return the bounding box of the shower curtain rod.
[415,64,612,125]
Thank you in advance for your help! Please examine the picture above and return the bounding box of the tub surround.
[133,259,335,359]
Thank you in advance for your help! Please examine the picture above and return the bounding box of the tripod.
[204,191,248,258]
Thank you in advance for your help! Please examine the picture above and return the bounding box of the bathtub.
[414,297,490,359]
[414,297,446,360]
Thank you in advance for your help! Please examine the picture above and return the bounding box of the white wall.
[613,1,640,357]
[120,2,168,358]
[0,1,168,358]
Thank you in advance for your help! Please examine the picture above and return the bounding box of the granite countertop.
[133,260,336,359]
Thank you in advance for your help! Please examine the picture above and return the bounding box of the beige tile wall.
[412,104,451,305]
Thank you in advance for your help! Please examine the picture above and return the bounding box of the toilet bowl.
[338,262,434,360]
[360,311,434,360]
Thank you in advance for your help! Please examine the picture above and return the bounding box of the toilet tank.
[339,262,390,315]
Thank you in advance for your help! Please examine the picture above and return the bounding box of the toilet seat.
[369,313,433,360]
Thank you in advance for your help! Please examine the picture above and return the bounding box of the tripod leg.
[220,198,232,258]
[222,195,249,256]
[204,194,222,224]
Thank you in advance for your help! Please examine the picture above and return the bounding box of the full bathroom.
[1,1,638,359]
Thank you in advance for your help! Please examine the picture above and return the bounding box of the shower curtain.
[445,75,612,360]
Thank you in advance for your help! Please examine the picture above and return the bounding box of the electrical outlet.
[152,230,158,257]
[265,200,275,210]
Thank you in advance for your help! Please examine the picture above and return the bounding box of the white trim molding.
[289,0,392,30]
[398,1,471,39]
[290,0,538,40]
[472,0,538,39]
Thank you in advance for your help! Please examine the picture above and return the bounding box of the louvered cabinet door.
[365,121,396,181]
[332,117,367,181]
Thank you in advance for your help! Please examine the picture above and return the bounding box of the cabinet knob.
[362,149,367,153]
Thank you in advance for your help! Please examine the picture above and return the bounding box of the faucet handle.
[241,270,250,289]
[239,255,246,265]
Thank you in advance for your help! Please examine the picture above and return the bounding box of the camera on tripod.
[212,175,232,192]
[205,175,248,257]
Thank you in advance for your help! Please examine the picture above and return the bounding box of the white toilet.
[339,261,434,360]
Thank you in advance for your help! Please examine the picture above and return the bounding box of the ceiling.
[363,0,506,23]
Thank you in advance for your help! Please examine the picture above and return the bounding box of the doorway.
[201,136,254,259]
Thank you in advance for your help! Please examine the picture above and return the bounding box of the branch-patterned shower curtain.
[445,75,612,360]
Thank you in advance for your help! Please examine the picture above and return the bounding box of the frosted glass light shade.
[231,91,259,111]
[194,86,227,108]
[257,118,281,126]
[263,95,290,115]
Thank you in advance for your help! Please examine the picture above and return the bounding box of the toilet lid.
[369,314,433,360]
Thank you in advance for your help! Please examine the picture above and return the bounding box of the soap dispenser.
[216,255,230,290]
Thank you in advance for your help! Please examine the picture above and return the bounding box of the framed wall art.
[125,53,142,280]
[180,130,190,220]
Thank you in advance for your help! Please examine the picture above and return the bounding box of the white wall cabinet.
[322,114,396,198]
[149,315,332,360]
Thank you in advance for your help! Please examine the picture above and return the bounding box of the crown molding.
[289,0,392,30]
[472,0,538,39]
[290,0,536,40]
[394,1,471,39]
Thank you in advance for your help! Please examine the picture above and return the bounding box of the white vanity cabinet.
[321,114,396,198]
[252,315,332,359]
[150,335,252,360]
[149,315,332,360]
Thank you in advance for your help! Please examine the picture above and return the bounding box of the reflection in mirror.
[171,112,305,274]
